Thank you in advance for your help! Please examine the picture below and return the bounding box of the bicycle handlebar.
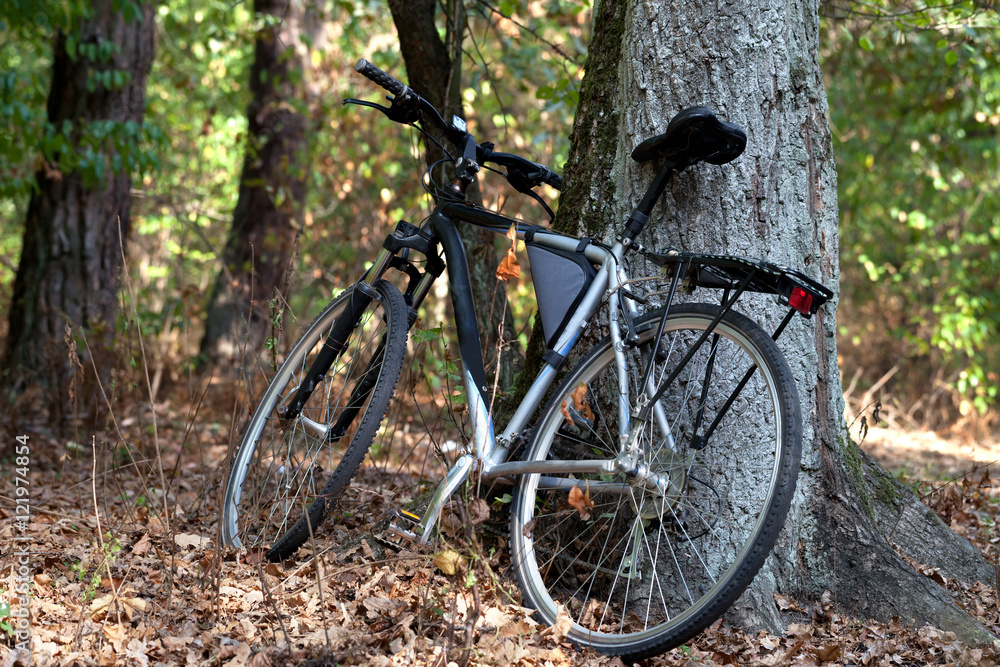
[351,56,562,193]
[354,58,406,97]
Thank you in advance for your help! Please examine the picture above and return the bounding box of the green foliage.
[822,3,1000,418]
[0,598,14,637]
[0,0,167,307]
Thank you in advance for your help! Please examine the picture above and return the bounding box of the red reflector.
[789,287,813,314]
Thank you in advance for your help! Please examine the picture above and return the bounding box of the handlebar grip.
[544,172,563,191]
[354,58,406,97]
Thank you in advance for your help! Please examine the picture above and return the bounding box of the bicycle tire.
[222,280,408,562]
[510,303,801,659]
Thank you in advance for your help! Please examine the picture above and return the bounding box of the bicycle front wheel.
[510,303,801,659]
[223,280,408,562]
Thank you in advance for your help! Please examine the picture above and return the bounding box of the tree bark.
[388,0,522,395]
[552,0,996,644]
[2,0,155,428]
[199,0,312,368]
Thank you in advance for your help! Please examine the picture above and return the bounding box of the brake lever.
[343,98,392,114]
[343,91,421,124]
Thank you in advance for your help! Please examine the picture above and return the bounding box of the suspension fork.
[279,280,383,421]
[280,219,446,422]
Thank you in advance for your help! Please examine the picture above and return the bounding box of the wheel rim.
[513,311,786,651]
[223,288,396,553]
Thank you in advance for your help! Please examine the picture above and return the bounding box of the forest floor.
[2,382,1000,667]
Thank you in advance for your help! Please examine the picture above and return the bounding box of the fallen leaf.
[132,533,151,556]
[103,624,127,653]
[774,593,798,611]
[125,638,149,667]
[568,483,594,520]
[787,622,814,639]
[433,550,463,575]
[122,597,149,613]
[812,644,842,662]
[499,619,534,638]
[481,606,512,629]
[362,597,405,618]
[243,590,264,607]
[545,602,572,642]
[90,594,113,619]
[174,533,211,549]
[468,497,490,526]
[239,617,257,641]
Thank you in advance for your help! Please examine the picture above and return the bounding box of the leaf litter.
[4,397,1000,666]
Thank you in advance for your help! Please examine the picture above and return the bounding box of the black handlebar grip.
[354,58,406,97]
[544,172,563,191]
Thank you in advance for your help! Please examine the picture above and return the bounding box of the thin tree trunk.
[2,1,155,429]
[551,0,996,644]
[200,0,311,368]
[388,0,522,396]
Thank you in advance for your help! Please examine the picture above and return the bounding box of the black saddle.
[631,106,746,168]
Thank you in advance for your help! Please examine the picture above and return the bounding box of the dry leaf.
[433,549,463,575]
[562,383,594,425]
[499,619,534,638]
[812,644,842,662]
[496,247,520,281]
[505,223,517,242]
[787,622,814,639]
[132,533,151,556]
[546,602,572,642]
[774,593,794,610]
[103,624,127,653]
[122,597,149,613]
[568,483,594,520]
[468,497,490,526]
[572,383,594,420]
[90,594,113,619]
[174,533,211,549]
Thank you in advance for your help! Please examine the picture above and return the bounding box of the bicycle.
[221,57,834,659]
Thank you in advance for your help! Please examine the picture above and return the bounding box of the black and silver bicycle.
[221,57,834,659]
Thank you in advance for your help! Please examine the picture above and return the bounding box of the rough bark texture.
[388,0,521,394]
[2,1,155,427]
[200,0,311,367]
[553,0,996,644]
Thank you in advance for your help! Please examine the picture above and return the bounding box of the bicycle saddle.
[631,106,746,168]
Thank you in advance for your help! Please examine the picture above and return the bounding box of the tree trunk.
[200,0,312,368]
[388,0,522,395]
[1,1,155,428]
[553,0,996,644]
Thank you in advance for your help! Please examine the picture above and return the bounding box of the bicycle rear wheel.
[223,280,408,561]
[510,303,801,659]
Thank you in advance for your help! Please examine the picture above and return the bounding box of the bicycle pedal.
[395,508,422,525]
[386,521,418,543]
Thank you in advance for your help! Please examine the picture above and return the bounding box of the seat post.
[636,163,676,217]
[621,163,676,246]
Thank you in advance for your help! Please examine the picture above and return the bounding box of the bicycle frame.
[352,199,683,543]
[330,160,830,544]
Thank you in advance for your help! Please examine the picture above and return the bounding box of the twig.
[93,436,122,626]
[256,561,293,648]
[117,218,172,536]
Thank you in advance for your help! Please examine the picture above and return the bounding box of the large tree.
[200,0,316,367]
[551,0,995,643]
[2,0,156,427]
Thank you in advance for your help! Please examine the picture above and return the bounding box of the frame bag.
[527,242,597,349]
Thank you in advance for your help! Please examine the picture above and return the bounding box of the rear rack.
[643,247,834,317]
